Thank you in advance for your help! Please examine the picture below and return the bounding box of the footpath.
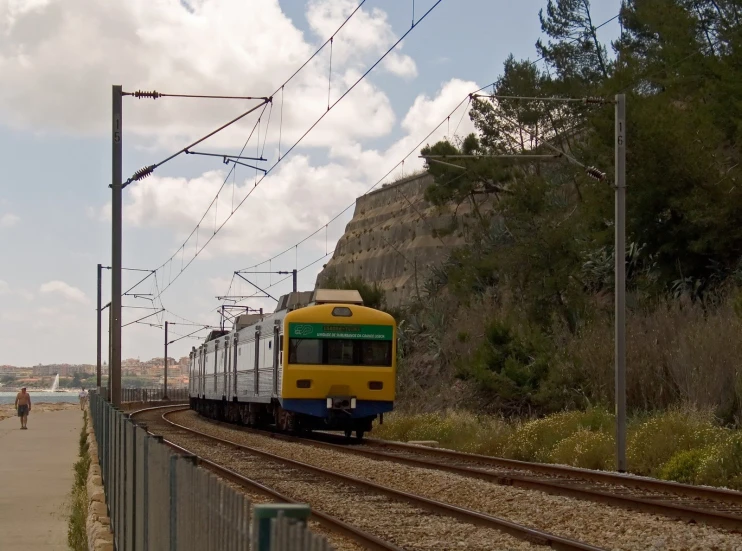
[0,406,83,550]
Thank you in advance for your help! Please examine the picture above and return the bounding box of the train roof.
[196,289,370,344]
[204,329,229,342]
[310,289,363,305]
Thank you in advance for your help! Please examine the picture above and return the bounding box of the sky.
[0,0,621,366]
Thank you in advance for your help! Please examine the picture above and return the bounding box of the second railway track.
[133,406,742,550]
[153,406,742,549]
[277,428,742,532]
[164,406,742,532]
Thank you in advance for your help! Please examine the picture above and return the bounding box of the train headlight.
[326,398,333,408]
[350,397,357,409]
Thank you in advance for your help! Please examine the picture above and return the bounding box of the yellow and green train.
[188,289,396,438]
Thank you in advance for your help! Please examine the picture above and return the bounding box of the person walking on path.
[14,387,31,430]
[78,387,88,410]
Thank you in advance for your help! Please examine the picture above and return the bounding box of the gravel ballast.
[162,410,742,551]
[137,409,543,551]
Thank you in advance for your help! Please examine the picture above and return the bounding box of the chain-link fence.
[89,391,333,550]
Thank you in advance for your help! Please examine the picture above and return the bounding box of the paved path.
[0,407,83,550]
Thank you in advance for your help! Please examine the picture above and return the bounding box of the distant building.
[31,364,95,376]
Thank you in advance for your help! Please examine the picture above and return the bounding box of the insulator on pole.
[134,90,162,99]
[586,166,606,181]
[132,165,156,181]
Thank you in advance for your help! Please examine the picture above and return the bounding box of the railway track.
[137,406,604,550]
[283,429,742,532]
[184,409,742,533]
[360,436,742,529]
[128,405,399,551]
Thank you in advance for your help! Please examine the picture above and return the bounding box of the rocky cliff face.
[315,172,471,307]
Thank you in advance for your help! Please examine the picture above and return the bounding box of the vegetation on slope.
[383,0,742,424]
[324,1,742,485]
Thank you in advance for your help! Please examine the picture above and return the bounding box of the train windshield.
[288,338,393,366]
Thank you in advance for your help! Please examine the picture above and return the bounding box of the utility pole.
[615,93,627,472]
[164,321,169,400]
[292,269,297,293]
[111,85,123,407]
[96,263,102,388]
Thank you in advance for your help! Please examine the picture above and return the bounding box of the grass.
[373,406,742,489]
[67,410,90,551]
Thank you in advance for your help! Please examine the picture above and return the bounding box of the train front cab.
[279,299,396,438]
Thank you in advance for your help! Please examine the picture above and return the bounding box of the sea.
[0,391,79,405]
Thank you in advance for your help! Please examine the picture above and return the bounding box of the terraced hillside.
[315,172,473,307]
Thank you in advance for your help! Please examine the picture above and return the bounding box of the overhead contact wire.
[158,0,444,300]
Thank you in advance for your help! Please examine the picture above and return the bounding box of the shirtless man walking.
[14,387,31,430]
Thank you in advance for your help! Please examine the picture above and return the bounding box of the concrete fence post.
[252,504,311,551]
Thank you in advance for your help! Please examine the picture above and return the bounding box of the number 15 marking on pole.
[113,115,121,144]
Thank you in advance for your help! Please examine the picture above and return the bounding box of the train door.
[253,329,260,396]
[223,338,228,399]
[273,322,280,395]
[199,346,204,398]
[232,333,239,398]
[213,341,219,396]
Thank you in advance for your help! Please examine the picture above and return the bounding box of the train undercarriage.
[190,396,375,440]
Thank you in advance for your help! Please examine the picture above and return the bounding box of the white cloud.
[0,0,411,148]
[18,288,34,300]
[0,280,34,300]
[0,213,20,227]
[401,78,478,138]
[120,153,363,258]
[306,0,417,78]
[329,78,479,177]
[39,280,89,303]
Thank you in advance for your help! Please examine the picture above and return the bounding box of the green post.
[251,503,310,551]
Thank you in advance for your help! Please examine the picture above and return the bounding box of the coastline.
[0,387,78,393]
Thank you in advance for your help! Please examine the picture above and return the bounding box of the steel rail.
[363,438,742,505]
[130,405,400,551]
[200,419,742,533]
[324,436,742,532]
[151,436,401,551]
[127,403,190,415]
[161,411,604,551]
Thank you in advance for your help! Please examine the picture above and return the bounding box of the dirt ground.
[0,401,79,422]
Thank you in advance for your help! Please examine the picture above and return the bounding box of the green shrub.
[455,319,551,412]
[373,410,512,456]
[503,408,613,462]
[696,434,742,490]
[67,485,88,551]
[627,408,725,476]
[68,411,90,551]
[549,429,615,471]
[375,407,742,489]
[659,448,708,484]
